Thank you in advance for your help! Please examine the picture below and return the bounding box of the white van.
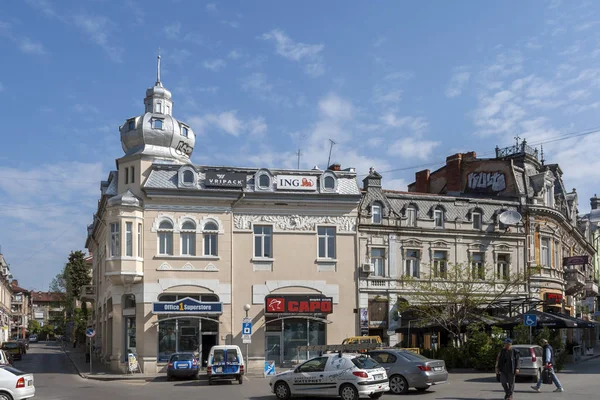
[206,345,245,385]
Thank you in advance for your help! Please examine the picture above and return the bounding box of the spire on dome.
[156,48,162,87]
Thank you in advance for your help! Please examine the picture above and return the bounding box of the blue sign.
[152,297,223,314]
[264,360,276,376]
[85,328,96,338]
[242,318,252,335]
[524,314,537,327]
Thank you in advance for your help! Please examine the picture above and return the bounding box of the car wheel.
[369,393,384,399]
[274,381,291,400]
[389,374,409,394]
[238,375,243,384]
[339,384,359,400]
[0,392,13,400]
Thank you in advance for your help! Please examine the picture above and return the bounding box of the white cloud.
[169,48,192,65]
[445,70,470,98]
[248,117,268,138]
[240,73,291,107]
[373,86,402,104]
[384,178,409,191]
[164,22,181,39]
[203,59,226,71]
[318,93,353,121]
[221,20,240,28]
[198,86,219,94]
[387,137,440,160]
[19,37,46,55]
[373,36,386,47]
[73,15,123,62]
[228,49,242,59]
[384,71,415,80]
[367,137,384,148]
[380,113,429,134]
[261,29,325,77]
[204,111,242,136]
[191,111,267,137]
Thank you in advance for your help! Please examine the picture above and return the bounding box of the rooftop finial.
[156,48,162,87]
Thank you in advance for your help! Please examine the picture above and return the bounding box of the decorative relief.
[157,262,207,271]
[205,263,218,271]
[234,214,356,232]
[158,262,172,270]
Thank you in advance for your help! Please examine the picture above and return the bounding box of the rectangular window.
[433,250,447,278]
[137,223,142,258]
[372,204,382,224]
[317,226,336,259]
[434,210,444,228]
[110,223,120,257]
[545,186,553,207]
[407,207,416,227]
[131,166,135,184]
[472,212,482,230]
[496,254,510,280]
[204,233,217,256]
[371,248,385,277]
[253,225,273,258]
[158,232,173,255]
[471,252,485,279]
[125,222,133,257]
[541,238,550,267]
[181,232,196,256]
[124,167,129,184]
[405,250,420,278]
[128,120,135,130]
[155,103,162,113]
[553,241,559,269]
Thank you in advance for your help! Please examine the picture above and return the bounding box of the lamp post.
[243,304,251,369]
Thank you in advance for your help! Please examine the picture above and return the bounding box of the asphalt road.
[13,343,600,400]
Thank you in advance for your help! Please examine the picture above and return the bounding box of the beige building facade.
[0,254,12,343]
[85,64,361,373]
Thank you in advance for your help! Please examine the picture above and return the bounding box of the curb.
[61,346,88,379]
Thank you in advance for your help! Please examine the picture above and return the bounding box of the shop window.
[370,248,385,277]
[371,203,382,224]
[181,221,196,256]
[317,226,336,259]
[281,318,326,363]
[109,222,120,257]
[405,249,420,278]
[125,222,133,257]
[471,252,485,279]
[433,250,447,278]
[158,220,173,255]
[254,225,272,258]
[497,254,509,280]
[203,221,218,256]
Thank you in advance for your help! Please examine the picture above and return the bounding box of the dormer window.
[472,212,482,230]
[545,186,554,207]
[153,119,163,129]
[371,203,382,224]
[258,174,270,188]
[183,170,194,184]
[182,126,189,137]
[128,120,135,130]
[406,206,417,227]
[434,208,444,228]
[324,176,335,189]
[178,167,197,188]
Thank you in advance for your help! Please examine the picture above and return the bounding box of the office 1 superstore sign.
[276,175,317,191]
[152,297,223,314]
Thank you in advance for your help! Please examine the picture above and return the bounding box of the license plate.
[374,374,383,380]
[178,364,189,369]
[433,367,442,371]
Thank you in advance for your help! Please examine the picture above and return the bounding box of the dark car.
[167,353,199,380]
[28,334,38,343]
[1,341,23,361]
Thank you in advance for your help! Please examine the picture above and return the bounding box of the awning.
[548,312,598,329]
[496,310,578,329]
[394,314,512,333]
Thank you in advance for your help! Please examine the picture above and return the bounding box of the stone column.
[110,299,123,372]
[138,302,158,373]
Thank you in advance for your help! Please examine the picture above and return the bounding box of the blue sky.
[1,0,600,290]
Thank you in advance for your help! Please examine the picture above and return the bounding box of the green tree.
[49,271,67,293]
[398,262,526,345]
[27,320,41,335]
[65,250,91,300]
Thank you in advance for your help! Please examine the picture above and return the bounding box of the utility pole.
[326,139,337,168]
[296,149,302,169]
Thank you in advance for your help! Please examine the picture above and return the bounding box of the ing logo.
[179,302,184,311]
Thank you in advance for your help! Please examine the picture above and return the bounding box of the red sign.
[545,293,563,305]
[264,295,333,314]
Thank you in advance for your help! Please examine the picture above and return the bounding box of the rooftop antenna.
[296,149,302,169]
[156,48,162,87]
[540,145,545,165]
[326,139,337,167]
[514,135,521,148]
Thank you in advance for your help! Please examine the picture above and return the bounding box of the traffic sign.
[264,360,276,376]
[524,314,537,327]
[85,328,96,338]
[242,317,252,343]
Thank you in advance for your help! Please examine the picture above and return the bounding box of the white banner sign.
[276,175,317,191]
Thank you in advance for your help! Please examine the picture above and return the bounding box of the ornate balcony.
[585,280,599,297]
[80,285,96,301]
[564,268,586,295]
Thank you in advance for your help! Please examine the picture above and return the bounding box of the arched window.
[158,220,173,255]
[128,120,135,130]
[371,202,382,224]
[434,207,444,228]
[324,176,335,189]
[258,174,270,189]
[183,170,194,184]
[181,221,196,256]
[203,221,218,256]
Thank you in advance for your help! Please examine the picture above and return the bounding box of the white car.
[269,353,389,400]
[0,366,35,400]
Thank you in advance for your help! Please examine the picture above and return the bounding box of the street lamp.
[243,304,251,368]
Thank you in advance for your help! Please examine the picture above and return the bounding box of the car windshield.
[1,366,24,375]
[2,343,18,349]
[352,356,381,370]
[170,354,194,361]
[398,351,429,361]
[515,348,533,357]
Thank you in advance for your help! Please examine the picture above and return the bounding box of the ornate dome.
[120,54,195,162]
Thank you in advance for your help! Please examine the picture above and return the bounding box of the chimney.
[592,194,599,210]
[463,151,477,161]
[446,153,463,193]
[362,167,382,190]
[328,162,341,171]
[415,169,430,193]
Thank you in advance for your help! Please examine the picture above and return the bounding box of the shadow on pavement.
[463,376,497,383]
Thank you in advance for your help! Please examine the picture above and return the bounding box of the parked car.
[1,342,23,361]
[495,344,543,383]
[269,352,389,400]
[368,348,448,394]
[27,335,38,344]
[0,351,12,366]
[0,365,35,400]
[207,345,245,385]
[166,353,199,380]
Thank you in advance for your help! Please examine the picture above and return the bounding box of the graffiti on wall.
[466,171,506,193]
[175,141,193,157]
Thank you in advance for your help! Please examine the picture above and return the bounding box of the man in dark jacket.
[496,338,520,400]
[531,339,564,392]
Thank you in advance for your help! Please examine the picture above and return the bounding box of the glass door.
[265,333,282,366]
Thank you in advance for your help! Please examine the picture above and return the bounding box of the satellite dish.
[498,210,522,225]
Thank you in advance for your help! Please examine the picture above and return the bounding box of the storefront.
[152,294,222,366]
[264,295,332,367]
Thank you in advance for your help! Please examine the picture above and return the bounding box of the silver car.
[506,345,544,383]
[368,349,448,394]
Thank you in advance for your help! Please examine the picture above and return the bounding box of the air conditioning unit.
[361,263,374,274]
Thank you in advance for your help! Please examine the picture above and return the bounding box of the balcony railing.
[495,140,539,160]
[585,280,599,296]
[80,285,96,300]
[564,268,586,295]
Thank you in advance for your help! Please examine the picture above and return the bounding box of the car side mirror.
[294,367,300,373]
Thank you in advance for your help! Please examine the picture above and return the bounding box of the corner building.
[85,63,361,373]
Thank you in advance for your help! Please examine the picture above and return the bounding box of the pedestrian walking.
[531,338,564,393]
[496,338,521,400]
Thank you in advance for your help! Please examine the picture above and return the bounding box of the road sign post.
[85,328,96,375]
[524,314,536,344]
